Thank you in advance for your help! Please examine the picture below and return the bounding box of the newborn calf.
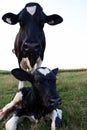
[1,67,62,130]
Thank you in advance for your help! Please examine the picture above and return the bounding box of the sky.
[0,0,87,70]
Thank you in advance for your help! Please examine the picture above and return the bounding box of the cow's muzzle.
[48,97,62,108]
[22,42,40,54]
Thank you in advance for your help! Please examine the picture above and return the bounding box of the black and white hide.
[0,67,62,130]
[2,2,63,89]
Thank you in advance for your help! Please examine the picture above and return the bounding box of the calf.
[2,2,63,89]
[0,67,62,130]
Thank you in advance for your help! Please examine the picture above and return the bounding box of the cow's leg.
[0,91,23,120]
[36,57,42,68]
[49,109,62,130]
[19,57,33,89]
[18,81,24,89]
[32,57,42,72]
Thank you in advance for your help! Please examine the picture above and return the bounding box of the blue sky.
[0,0,87,70]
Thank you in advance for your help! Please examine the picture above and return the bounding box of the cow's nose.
[22,42,40,52]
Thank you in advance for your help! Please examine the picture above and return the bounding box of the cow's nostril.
[49,98,62,107]
[22,42,40,54]
[23,44,29,51]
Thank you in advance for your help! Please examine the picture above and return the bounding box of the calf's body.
[0,67,62,130]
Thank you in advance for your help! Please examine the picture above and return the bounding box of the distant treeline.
[0,71,11,75]
[0,68,87,75]
[59,68,87,73]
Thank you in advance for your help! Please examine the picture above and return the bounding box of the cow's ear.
[52,68,59,75]
[11,68,34,82]
[2,13,18,25]
[46,14,63,25]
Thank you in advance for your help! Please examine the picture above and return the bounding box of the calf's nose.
[49,97,62,107]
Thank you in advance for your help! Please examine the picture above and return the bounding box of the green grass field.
[0,69,87,130]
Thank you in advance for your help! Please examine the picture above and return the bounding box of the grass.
[0,70,87,130]
[57,71,87,130]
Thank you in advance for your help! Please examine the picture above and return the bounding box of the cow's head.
[2,2,63,58]
[11,67,62,109]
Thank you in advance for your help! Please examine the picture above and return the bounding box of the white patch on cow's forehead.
[26,6,36,15]
[6,18,12,24]
[38,68,50,76]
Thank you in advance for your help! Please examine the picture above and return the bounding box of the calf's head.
[11,67,62,108]
[2,2,63,61]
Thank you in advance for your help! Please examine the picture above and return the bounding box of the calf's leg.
[49,109,62,130]
[5,109,25,130]
[5,114,19,130]
[0,91,23,120]
[5,108,35,130]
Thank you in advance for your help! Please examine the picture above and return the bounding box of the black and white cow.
[0,67,62,130]
[2,2,63,89]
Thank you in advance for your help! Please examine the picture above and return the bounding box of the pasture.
[0,69,87,130]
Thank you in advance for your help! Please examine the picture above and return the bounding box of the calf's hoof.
[56,109,62,128]
[55,116,62,128]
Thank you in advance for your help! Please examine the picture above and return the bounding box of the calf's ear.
[11,68,34,82]
[46,14,63,25]
[2,13,18,25]
[52,68,59,75]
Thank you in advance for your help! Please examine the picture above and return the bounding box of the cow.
[0,67,62,130]
[2,2,63,89]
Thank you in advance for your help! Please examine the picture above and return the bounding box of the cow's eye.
[48,79,55,84]
[36,17,44,28]
[36,80,41,85]
[20,20,25,26]
[48,80,51,84]
[38,20,44,28]
[34,78,40,84]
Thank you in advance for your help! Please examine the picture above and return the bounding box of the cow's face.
[11,67,62,108]
[2,2,63,56]
[17,3,46,56]
[33,67,61,107]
